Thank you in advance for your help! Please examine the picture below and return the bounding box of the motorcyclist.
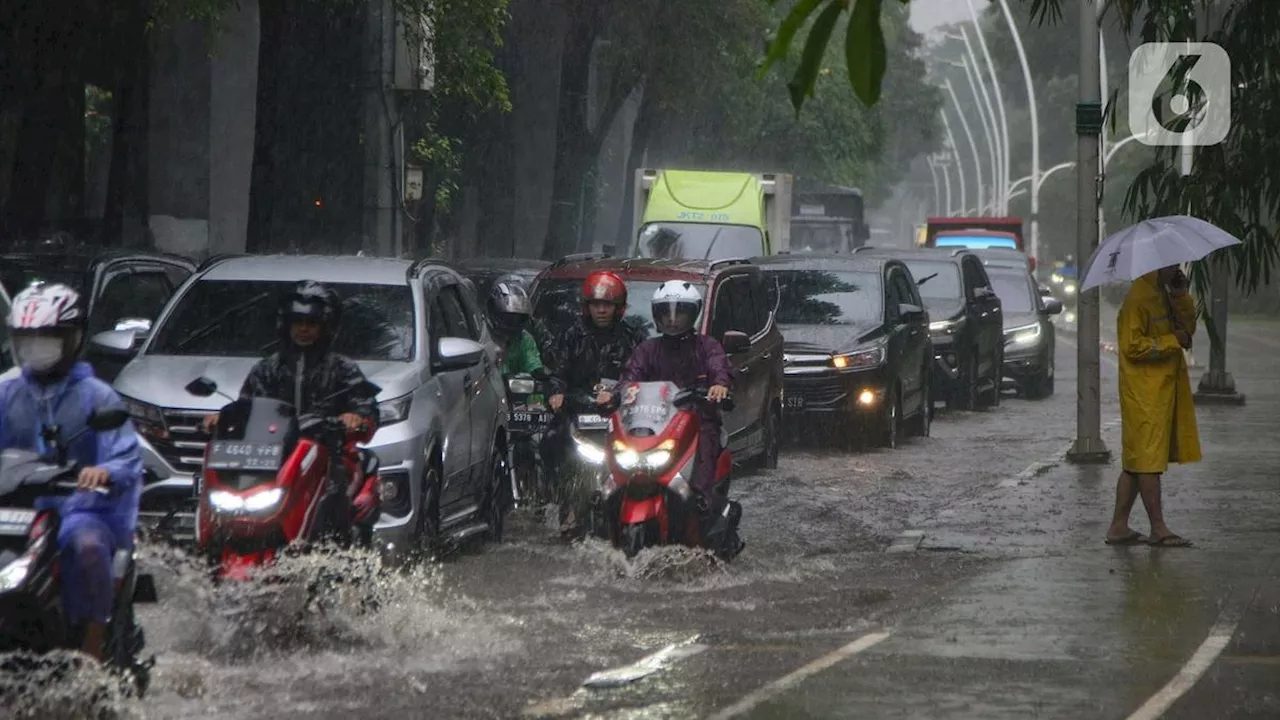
[203,281,380,536]
[618,281,741,554]
[0,282,143,661]
[542,270,646,530]
[487,275,544,376]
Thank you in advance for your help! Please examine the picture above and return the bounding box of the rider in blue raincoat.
[0,282,142,660]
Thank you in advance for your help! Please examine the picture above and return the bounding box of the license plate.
[509,411,552,425]
[206,441,284,471]
[576,413,608,430]
[785,395,807,409]
[0,508,37,536]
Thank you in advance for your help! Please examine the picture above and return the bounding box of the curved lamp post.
[939,111,966,213]
[947,56,1000,213]
[927,156,943,215]
[944,78,985,214]
[965,0,1010,214]
[997,0,1040,259]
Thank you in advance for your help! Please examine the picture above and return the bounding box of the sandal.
[1105,531,1149,546]
[1149,534,1193,547]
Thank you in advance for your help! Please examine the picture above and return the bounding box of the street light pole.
[1067,0,1109,464]
[941,157,954,214]
[954,56,1000,212]
[927,156,942,215]
[965,0,1010,214]
[1098,11,1110,244]
[997,0,1040,260]
[944,78,984,214]
[940,111,967,213]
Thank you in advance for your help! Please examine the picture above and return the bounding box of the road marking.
[706,630,892,720]
[998,440,1074,488]
[581,635,707,688]
[1125,615,1239,720]
[885,530,925,553]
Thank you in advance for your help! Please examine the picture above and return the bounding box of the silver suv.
[94,255,509,557]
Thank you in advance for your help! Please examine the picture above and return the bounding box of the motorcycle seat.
[358,448,380,479]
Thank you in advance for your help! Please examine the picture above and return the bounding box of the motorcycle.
[185,376,383,580]
[556,378,617,537]
[0,407,157,691]
[599,381,743,560]
[504,368,555,512]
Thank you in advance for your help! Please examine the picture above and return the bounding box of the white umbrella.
[1079,215,1241,292]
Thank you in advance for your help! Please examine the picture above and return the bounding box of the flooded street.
[6,319,1278,719]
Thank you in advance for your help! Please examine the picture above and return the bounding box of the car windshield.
[149,280,415,360]
[902,261,964,302]
[635,223,763,259]
[935,234,1018,249]
[769,270,882,326]
[0,262,84,297]
[989,271,1036,314]
[792,222,852,253]
[534,279,700,339]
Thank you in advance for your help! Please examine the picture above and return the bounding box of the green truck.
[630,168,793,259]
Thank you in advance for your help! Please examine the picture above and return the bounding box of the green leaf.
[845,0,887,106]
[761,0,826,77]
[786,1,846,113]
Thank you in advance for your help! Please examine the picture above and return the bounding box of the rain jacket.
[545,318,647,396]
[499,330,544,376]
[239,347,378,422]
[1117,271,1201,474]
[0,362,143,534]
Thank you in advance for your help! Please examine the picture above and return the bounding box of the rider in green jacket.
[486,275,544,375]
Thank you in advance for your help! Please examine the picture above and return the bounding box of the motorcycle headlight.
[1005,322,1042,347]
[929,317,965,334]
[378,394,412,426]
[209,487,284,514]
[832,344,886,370]
[507,378,536,395]
[572,429,606,465]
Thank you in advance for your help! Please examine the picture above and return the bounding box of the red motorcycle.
[184,376,382,580]
[599,381,742,559]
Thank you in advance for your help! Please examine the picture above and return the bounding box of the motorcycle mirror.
[185,376,219,397]
[87,407,130,432]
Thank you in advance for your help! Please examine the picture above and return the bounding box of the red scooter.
[599,381,742,559]
[185,376,382,580]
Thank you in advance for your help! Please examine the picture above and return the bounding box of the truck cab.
[631,169,792,259]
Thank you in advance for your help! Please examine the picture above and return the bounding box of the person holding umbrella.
[1081,216,1239,548]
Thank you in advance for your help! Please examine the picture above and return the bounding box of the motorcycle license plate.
[206,441,284,471]
[509,411,553,426]
[0,508,37,536]
[576,413,608,430]
[785,394,806,410]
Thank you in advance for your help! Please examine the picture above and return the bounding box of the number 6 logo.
[1129,42,1231,147]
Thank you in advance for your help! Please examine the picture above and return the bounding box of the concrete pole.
[1098,21,1108,245]
[1067,0,1110,463]
[965,0,1010,214]
[1191,135,1245,404]
[941,159,954,214]
[363,0,399,256]
[997,0,1040,260]
[940,111,966,213]
[927,156,942,215]
[944,78,985,214]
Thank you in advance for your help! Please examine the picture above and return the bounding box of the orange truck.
[923,216,1032,270]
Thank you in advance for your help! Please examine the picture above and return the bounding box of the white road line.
[998,439,1074,488]
[706,630,892,720]
[1125,615,1239,720]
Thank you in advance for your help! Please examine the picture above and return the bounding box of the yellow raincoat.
[1117,271,1202,474]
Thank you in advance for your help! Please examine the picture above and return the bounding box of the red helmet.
[580,271,628,320]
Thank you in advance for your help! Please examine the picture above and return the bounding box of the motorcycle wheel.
[622,523,648,559]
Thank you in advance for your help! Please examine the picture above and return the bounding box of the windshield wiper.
[700,228,726,259]
[916,272,939,287]
[172,291,273,351]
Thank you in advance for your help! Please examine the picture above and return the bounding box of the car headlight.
[1063,283,1077,295]
[1005,322,1042,347]
[930,317,965,333]
[121,395,165,436]
[1051,273,1064,284]
[378,394,412,426]
[833,344,885,369]
[507,378,536,395]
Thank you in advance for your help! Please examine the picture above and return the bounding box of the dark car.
[756,254,932,449]
[531,256,784,469]
[456,257,550,300]
[1,239,197,381]
[855,247,1003,410]
[983,262,1063,398]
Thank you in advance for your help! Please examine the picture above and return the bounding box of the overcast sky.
[909,0,973,34]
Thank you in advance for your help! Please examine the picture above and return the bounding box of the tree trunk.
[101,29,150,248]
[615,84,654,251]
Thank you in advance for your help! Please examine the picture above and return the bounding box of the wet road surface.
[6,317,1278,719]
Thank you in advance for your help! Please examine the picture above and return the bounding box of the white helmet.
[651,281,703,337]
[7,282,86,374]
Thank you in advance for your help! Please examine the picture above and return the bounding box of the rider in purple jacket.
[616,281,733,503]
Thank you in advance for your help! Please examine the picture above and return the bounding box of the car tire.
[1026,364,1055,399]
[984,350,1003,408]
[880,385,901,449]
[414,458,443,556]
[483,443,508,543]
[949,353,979,411]
[760,404,781,470]
[908,376,931,438]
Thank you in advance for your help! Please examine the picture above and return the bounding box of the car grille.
[151,409,211,474]
[784,375,848,406]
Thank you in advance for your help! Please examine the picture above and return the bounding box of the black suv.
[977,252,1063,398]
[1,239,196,381]
[757,254,932,449]
[856,247,1003,410]
[457,257,550,300]
[531,255,785,469]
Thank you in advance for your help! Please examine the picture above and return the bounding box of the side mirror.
[721,330,751,355]
[114,317,153,336]
[88,330,139,358]
[87,406,131,431]
[185,376,219,397]
[1042,298,1064,315]
[435,337,485,371]
[973,286,996,300]
[898,303,926,324]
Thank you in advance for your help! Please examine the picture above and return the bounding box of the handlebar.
[54,480,111,496]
